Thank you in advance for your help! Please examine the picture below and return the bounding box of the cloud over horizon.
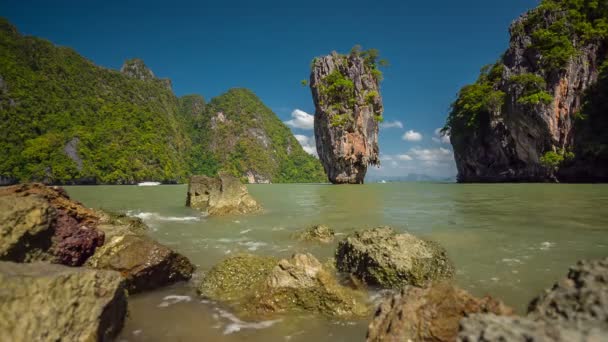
[380,120,404,129]
[402,130,423,142]
[285,109,314,130]
[432,128,451,144]
[294,134,317,156]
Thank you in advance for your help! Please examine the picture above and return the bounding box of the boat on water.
[379,180,387,184]
[137,182,161,186]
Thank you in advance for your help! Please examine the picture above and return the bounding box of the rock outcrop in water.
[310,49,383,184]
[0,183,195,293]
[0,261,127,341]
[367,282,513,342]
[446,2,608,182]
[85,213,195,294]
[295,224,335,243]
[458,257,608,341]
[198,253,369,318]
[186,173,261,216]
[335,227,454,288]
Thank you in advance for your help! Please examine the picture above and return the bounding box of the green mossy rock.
[295,224,335,243]
[336,227,454,289]
[198,253,369,318]
[186,173,261,216]
[0,261,127,341]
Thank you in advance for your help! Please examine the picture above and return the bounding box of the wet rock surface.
[335,227,454,288]
[295,224,335,243]
[310,51,382,184]
[367,283,513,342]
[457,258,608,341]
[198,253,369,318]
[86,215,195,294]
[0,183,104,266]
[0,261,127,341]
[187,173,261,216]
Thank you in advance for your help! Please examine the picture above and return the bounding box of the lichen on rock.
[198,253,369,318]
[186,173,261,216]
[335,227,454,288]
[310,49,383,184]
[0,261,127,341]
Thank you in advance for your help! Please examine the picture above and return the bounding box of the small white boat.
[379,180,387,184]
[137,181,161,186]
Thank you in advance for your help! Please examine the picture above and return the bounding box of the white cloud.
[285,109,314,130]
[380,155,394,161]
[409,147,453,162]
[380,120,404,129]
[432,128,451,144]
[402,130,423,142]
[371,147,456,179]
[397,154,412,161]
[294,134,317,156]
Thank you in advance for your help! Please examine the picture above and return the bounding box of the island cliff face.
[310,51,383,184]
[447,1,608,182]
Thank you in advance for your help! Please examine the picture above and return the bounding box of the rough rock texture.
[450,6,607,182]
[457,258,608,341]
[86,215,195,294]
[367,283,513,342]
[0,261,127,341]
[458,314,605,342]
[186,173,261,216]
[120,58,172,90]
[198,253,369,318]
[335,227,454,288]
[527,257,608,328]
[295,224,335,243]
[310,51,382,184]
[0,183,104,265]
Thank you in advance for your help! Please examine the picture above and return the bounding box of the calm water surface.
[65,183,608,342]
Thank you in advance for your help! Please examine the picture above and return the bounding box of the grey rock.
[310,51,382,184]
[335,227,454,288]
[0,261,127,342]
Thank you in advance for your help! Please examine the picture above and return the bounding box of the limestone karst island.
[1,1,607,341]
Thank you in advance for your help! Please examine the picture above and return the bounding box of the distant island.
[0,19,325,185]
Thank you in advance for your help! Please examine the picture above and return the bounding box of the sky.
[3,0,540,180]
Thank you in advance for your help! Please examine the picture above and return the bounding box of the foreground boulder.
[458,258,608,341]
[0,183,103,265]
[295,224,335,243]
[367,283,513,342]
[336,227,454,288]
[198,253,368,318]
[0,183,195,293]
[310,49,383,184]
[86,214,195,293]
[186,173,261,216]
[0,261,127,341]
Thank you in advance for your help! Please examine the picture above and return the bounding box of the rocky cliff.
[310,49,383,184]
[0,18,325,184]
[446,1,608,182]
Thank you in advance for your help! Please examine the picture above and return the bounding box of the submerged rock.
[457,257,608,341]
[310,50,383,184]
[0,261,127,341]
[198,253,369,318]
[0,183,104,266]
[186,173,261,216]
[335,227,454,288]
[295,224,335,243]
[86,216,195,294]
[367,283,513,342]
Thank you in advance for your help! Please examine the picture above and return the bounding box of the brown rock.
[367,282,513,342]
[186,173,261,216]
[310,50,383,184]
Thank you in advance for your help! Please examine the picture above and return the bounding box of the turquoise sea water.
[65,183,608,341]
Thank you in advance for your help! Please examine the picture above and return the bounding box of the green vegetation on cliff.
[0,19,325,184]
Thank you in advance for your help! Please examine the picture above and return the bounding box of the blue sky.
[3,0,539,179]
